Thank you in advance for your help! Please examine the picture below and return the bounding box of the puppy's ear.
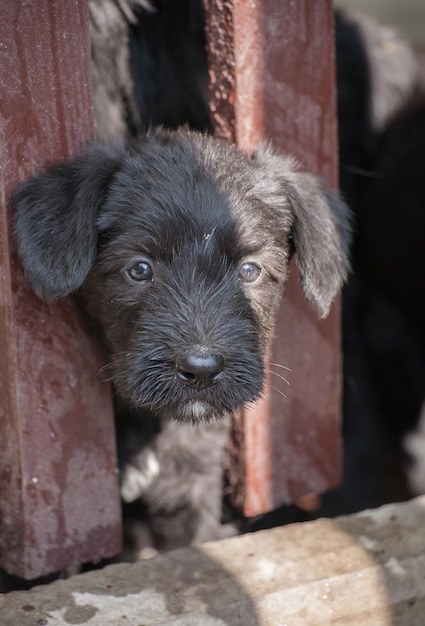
[253,145,351,318]
[10,145,123,300]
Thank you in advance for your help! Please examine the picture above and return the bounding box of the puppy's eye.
[126,261,153,282]
[238,262,262,284]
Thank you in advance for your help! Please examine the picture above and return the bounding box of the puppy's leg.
[120,415,236,552]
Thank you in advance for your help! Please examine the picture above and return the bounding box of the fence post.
[204,0,342,515]
[0,1,122,579]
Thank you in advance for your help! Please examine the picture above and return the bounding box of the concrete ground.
[1,496,425,625]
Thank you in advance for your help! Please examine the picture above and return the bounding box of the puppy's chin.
[158,401,232,424]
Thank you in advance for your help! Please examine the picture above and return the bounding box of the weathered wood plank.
[0,0,121,579]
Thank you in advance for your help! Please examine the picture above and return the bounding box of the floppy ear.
[10,145,123,300]
[253,145,352,318]
[286,171,351,318]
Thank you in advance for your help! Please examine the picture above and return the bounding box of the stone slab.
[1,497,425,625]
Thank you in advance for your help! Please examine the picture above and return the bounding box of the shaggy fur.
[11,127,350,552]
[89,0,211,142]
[335,8,420,202]
[329,9,425,516]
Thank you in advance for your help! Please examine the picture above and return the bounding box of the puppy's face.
[11,129,351,423]
[82,143,290,421]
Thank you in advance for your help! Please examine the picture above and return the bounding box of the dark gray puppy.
[11,127,350,555]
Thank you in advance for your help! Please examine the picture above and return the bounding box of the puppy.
[11,127,350,554]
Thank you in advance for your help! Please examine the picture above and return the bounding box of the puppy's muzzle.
[175,347,224,390]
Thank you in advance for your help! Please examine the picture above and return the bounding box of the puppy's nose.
[176,349,224,389]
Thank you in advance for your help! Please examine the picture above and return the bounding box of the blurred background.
[335,0,425,44]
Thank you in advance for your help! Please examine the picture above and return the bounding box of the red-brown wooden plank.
[0,0,121,579]
[204,0,342,516]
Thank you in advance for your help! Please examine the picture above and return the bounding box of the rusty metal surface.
[205,0,342,516]
[234,0,338,183]
[0,1,122,578]
[203,0,237,141]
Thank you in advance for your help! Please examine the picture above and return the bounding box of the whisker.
[97,373,116,384]
[98,362,114,375]
[270,384,287,399]
[267,369,290,386]
[268,362,292,372]
[108,351,135,359]
[97,350,139,379]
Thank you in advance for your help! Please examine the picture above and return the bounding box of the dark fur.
[335,8,419,203]
[89,0,211,142]
[327,9,425,516]
[11,127,350,552]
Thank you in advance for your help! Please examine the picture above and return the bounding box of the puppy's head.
[11,128,350,422]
